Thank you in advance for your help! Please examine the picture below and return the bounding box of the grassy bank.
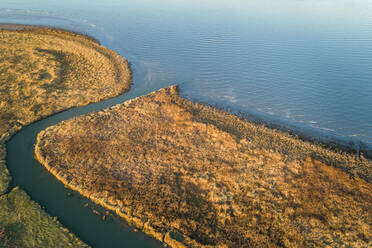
[36,86,372,247]
[0,188,87,247]
[0,25,131,247]
[0,142,11,195]
[0,25,131,136]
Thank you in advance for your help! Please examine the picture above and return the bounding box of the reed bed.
[36,86,372,248]
[0,188,88,248]
[0,26,131,247]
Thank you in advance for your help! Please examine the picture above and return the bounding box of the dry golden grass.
[36,86,372,248]
[0,26,131,137]
[0,188,88,248]
[0,25,131,192]
[0,26,131,247]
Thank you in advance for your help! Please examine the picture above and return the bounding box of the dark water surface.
[1,0,372,247]
[7,87,163,247]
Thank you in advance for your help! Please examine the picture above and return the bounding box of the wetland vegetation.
[1,23,371,248]
[0,25,131,247]
[36,86,372,248]
[0,188,87,247]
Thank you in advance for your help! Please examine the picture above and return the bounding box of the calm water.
[1,0,371,148]
[6,87,164,247]
[1,0,372,247]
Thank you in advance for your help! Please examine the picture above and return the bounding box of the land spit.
[36,86,372,248]
[0,25,131,247]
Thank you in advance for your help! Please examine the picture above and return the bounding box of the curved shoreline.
[181,92,372,161]
[34,144,180,246]
[1,24,370,247]
[0,25,134,247]
[6,86,163,247]
[0,24,131,191]
[35,86,372,247]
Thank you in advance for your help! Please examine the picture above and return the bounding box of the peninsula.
[36,86,371,247]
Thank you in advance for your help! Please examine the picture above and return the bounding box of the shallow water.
[1,0,372,246]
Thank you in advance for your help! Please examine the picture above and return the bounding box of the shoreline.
[6,23,370,160]
[181,92,372,161]
[36,85,372,247]
[2,24,371,247]
[34,146,179,246]
[0,23,101,43]
[0,25,131,247]
[0,25,132,190]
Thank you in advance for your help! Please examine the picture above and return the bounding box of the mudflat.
[36,86,372,247]
[0,26,131,247]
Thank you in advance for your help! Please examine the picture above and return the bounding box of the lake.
[1,0,371,149]
[1,0,372,247]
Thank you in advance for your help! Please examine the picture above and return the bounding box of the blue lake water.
[1,0,372,247]
[1,0,372,150]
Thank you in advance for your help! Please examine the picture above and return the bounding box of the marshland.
[0,25,130,247]
[1,0,372,247]
[36,86,371,247]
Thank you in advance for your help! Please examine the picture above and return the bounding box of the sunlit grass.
[36,86,372,248]
[0,143,10,195]
[0,26,131,137]
[0,25,131,247]
[0,188,87,248]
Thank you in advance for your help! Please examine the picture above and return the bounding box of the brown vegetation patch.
[0,27,131,137]
[0,26,131,247]
[36,86,372,247]
[0,25,131,192]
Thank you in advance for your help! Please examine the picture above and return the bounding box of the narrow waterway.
[2,0,372,246]
[6,83,166,247]
[1,0,372,146]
